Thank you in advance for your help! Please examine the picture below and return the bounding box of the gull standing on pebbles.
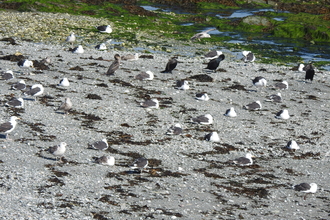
[1,70,14,80]
[106,54,121,76]
[0,116,19,140]
[48,142,67,161]
[58,78,70,87]
[242,51,255,63]
[135,71,154,81]
[191,28,216,41]
[5,97,24,108]
[224,107,237,117]
[204,50,222,60]
[24,84,44,101]
[266,93,282,103]
[293,183,317,193]
[96,155,115,165]
[57,98,72,114]
[66,33,76,45]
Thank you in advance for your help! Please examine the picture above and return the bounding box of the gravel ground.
[0,14,330,220]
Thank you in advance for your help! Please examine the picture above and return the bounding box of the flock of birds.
[0,25,319,194]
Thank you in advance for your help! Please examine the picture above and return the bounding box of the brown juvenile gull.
[191,28,216,41]
[57,98,72,114]
[191,114,213,125]
[121,53,139,61]
[140,98,159,109]
[0,116,20,140]
[96,155,115,165]
[48,142,67,161]
[135,71,154,81]
[88,138,109,150]
[244,101,262,110]
[24,84,44,101]
[166,123,183,135]
[228,153,254,166]
[161,57,177,73]
[5,97,24,108]
[129,157,148,172]
[106,54,121,76]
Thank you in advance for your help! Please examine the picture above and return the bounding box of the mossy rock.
[242,16,271,26]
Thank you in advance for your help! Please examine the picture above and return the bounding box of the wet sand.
[0,37,330,220]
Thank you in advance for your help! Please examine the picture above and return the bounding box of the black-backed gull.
[204,50,222,60]
[195,93,209,101]
[293,183,317,193]
[176,80,189,90]
[96,155,115,165]
[89,139,109,150]
[5,97,24,108]
[129,157,148,171]
[242,51,255,63]
[228,153,254,166]
[274,81,288,90]
[58,78,70,87]
[11,80,26,90]
[66,33,76,44]
[275,109,290,119]
[0,116,19,139]
[1,70,14,80]
[252,76,267,89]
[72,45,84,54]
[135,71,154,81]
[95,43,107,50]
[24,84,44,100]
[48,142,67,160]
[122,53,139,61]
[96,25,112,33]
[224,107,237,117]
[191,114,213,125]
[166,123,183,135]
[286,140,300,150]
[140,99,159,109]
[204,131,220,142]
[244,101,262,110]
[266,93,282,103]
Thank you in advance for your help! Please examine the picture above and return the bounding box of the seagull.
[293,183,317,193]
[252,76,267,90]
[204,50,222,60]
[161,57,177,73]
[88,138,109,150]
[190,28,216,41]
[1,70,14,80]
[17,59,34,75]
[96,155,115,165]
[140,99,159,109]
[57,98,72,114]
[204,54,225,72]
[0,116,19,140]
[121,53,139,61]
[274,81,288,90]
[228,153,254,166]
[48,142,67,161]
[176,80,189,90]
[244,101,262,110]
[285,140,300,150]
[275,109,290,119]
[95,43,107,50]
[242,51,255,63]
[135,71,154,81]
[195,93,209,101]
[24,84,44,101]
[96,25,112,33]
[204,131,220,142]
[298,63,305,72]
[5,97,24,108]
[11,80,26,90]
[191,114,213,125]
[166,123,183,135]
[106,54,121,76]
[129,157,148,172]
[224,107,237,117]
[58,78,70,87]
[266,93,282,103]
[66,33,76,44]
[72,45,84,54]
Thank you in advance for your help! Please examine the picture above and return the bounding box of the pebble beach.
[0,12,330,220]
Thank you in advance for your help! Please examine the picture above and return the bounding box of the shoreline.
[0,29,330,219]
